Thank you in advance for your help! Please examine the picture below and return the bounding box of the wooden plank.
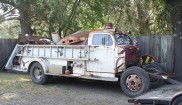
[132,35,174,73]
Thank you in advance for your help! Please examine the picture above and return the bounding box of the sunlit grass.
[0,72,70,96]
[19,78,31,82]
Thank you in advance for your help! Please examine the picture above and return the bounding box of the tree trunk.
[135,0,151,35]
[19,6,33,35]
[169,1,182,81]
[0,1,34,35]
[135,0,143,34]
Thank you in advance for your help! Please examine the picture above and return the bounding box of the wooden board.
[132,35,174,73]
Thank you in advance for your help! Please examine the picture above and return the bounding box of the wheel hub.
[126,75,142,91]
[34,68,42,80]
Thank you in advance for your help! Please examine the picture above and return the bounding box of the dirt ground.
[0,72,132,105]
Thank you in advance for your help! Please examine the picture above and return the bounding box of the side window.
[92,34,113,46]
[92,34,103,45]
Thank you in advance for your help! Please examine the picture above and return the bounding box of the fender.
[27,57,50,73]
[170,92,182,105]
[115,57,125,73]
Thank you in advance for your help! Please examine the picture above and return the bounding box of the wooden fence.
[0,39,17,70]
[133,35,174,73]
[0,35,174,73]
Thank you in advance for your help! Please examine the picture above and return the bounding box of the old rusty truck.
[5,23,168,97]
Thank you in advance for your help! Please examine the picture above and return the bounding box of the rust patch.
[61,31,90,45]
[126,74,142,91]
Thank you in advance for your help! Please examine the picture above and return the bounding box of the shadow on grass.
[48,76,121,93]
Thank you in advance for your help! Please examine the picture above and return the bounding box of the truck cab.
[85,29,138,78]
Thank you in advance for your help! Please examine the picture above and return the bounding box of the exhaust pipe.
[51,32,62,45]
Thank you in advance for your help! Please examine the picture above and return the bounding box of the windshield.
[114,33,133,45]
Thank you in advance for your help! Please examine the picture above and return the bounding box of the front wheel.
[120,66,150,97]
[30,62,49,85]
[171,96,182,105]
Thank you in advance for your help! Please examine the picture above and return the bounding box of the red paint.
[134,100,138,105]
[120,45,139,67]
[105,23,113,29]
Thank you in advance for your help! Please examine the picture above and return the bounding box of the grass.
[0,72,66,95]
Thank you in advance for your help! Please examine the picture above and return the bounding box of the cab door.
[87,33,115,77]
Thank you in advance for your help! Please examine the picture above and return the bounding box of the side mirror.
[83,39,88,45]
[133,38,137,46]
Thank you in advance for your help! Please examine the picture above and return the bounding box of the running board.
[46,73,119,82]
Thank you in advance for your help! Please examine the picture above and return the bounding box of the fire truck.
[5,23,169,97]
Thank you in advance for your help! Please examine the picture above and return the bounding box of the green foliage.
[105,0,172,35]
[0,20,20,39]
[31,0,109,37]
[0,0,173,37]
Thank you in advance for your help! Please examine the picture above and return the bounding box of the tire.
[144,63,164,88]
[171,96,182,105]
[30,62,49,85]
[120,66,150,97]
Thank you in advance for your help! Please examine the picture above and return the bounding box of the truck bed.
[128,84,182,105]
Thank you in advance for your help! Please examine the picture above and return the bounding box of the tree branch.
[4,16,19,21]
[0,8,16,17]
[0,0,17,8]
[64,0,81,35]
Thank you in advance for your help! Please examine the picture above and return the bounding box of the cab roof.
[61,28,127,45]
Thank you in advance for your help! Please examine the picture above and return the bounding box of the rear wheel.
[30,62,49,85]
[144,63,164,88]
[120,67,150,97]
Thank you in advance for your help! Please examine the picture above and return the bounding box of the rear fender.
[27,58,50,73]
